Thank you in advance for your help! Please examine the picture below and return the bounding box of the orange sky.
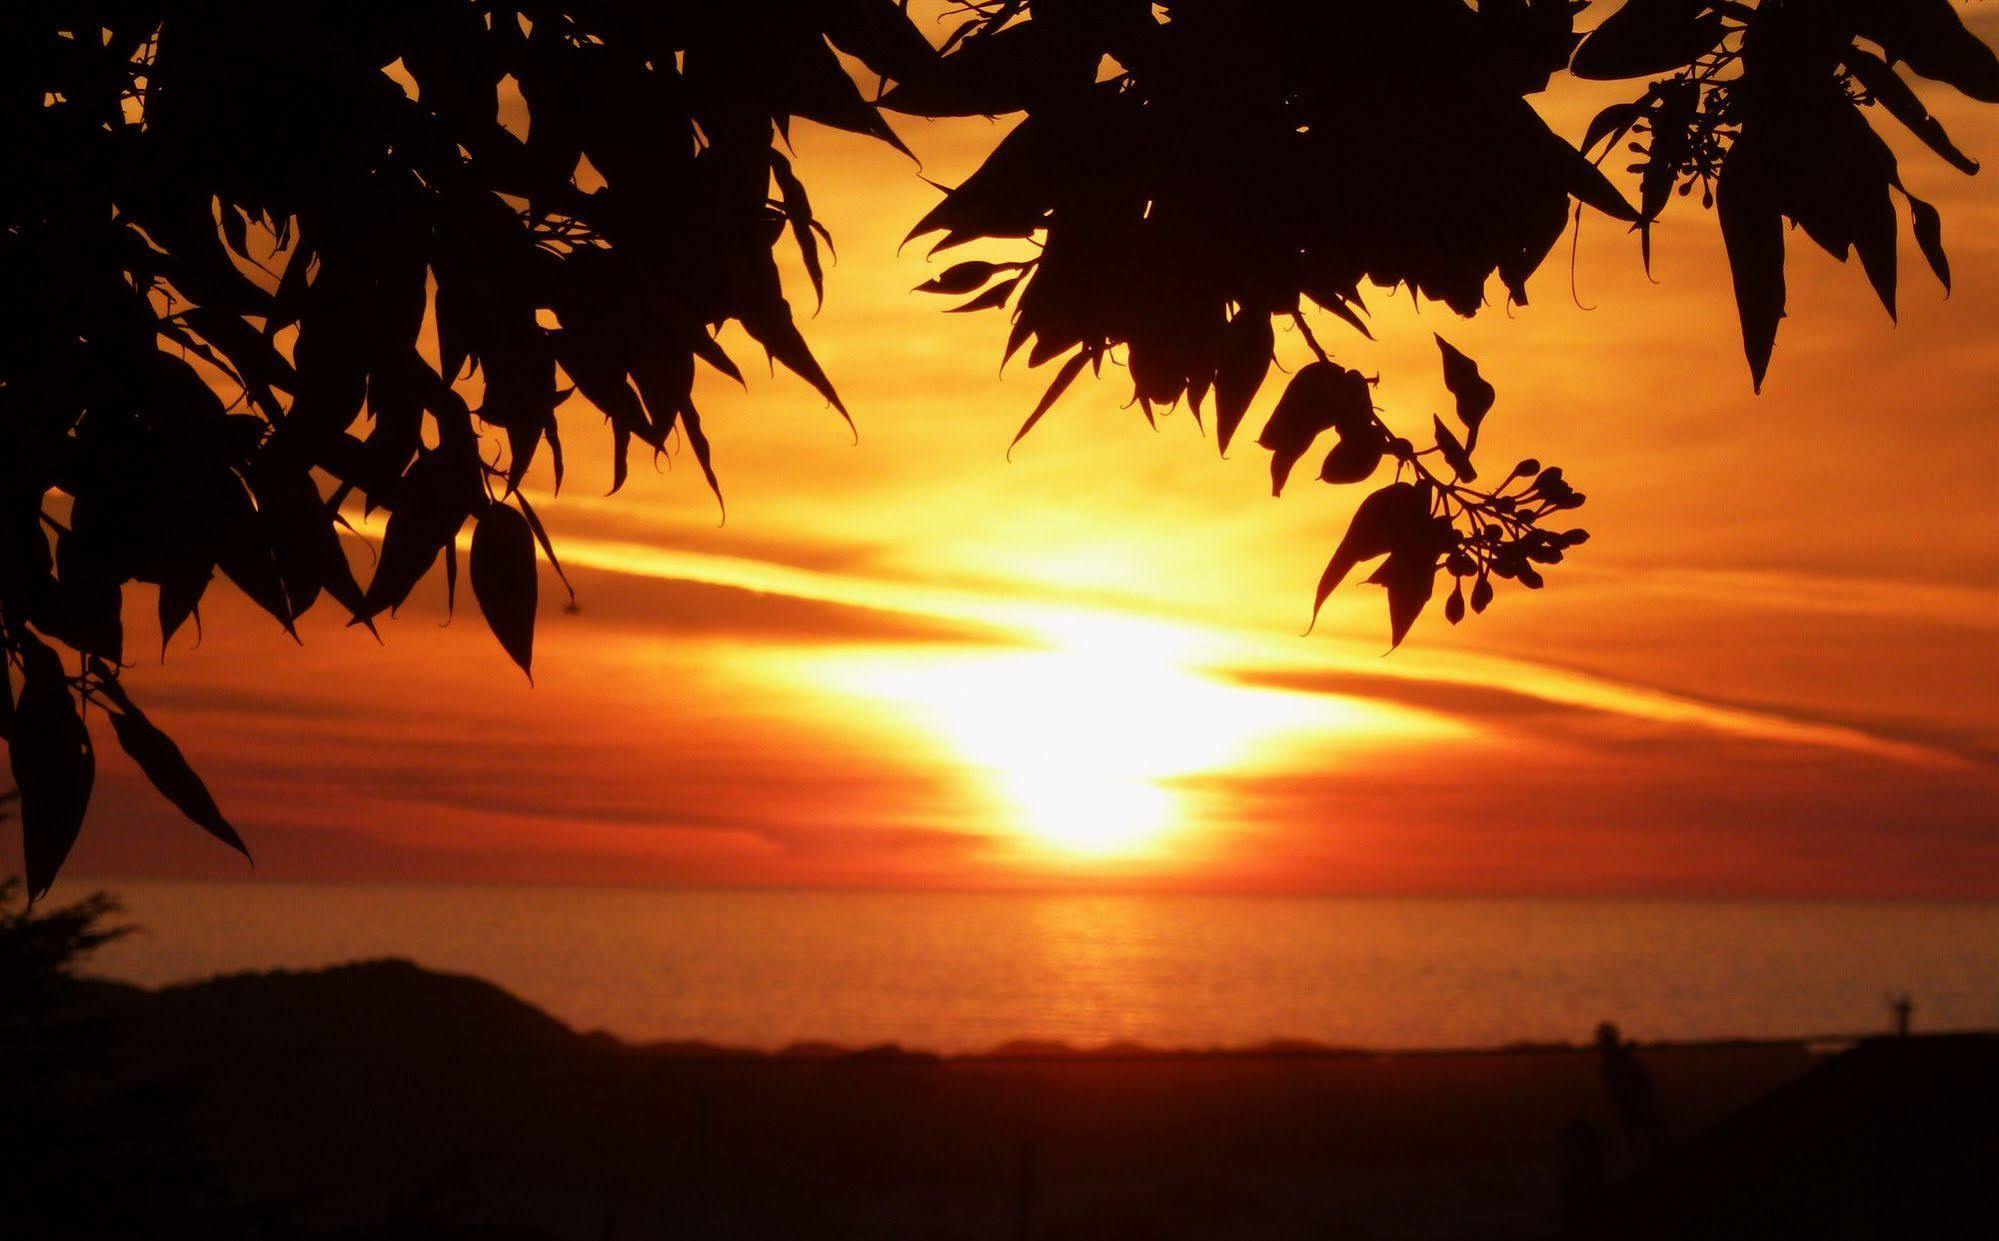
[25,11,1999,898]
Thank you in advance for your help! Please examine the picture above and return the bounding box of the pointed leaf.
[1312,482,1431,624]
[1844,47,1980,175]
[10,635,93,900]
[99,680,249,860]
[1716,130,1788,391]
[1366,550,1441,650]
[1216,312,1275,456]
[1905,190,1952,291]
[1435,336,1496,441]
[470,502,538,679]
[1009,350,1091,454]
[1433,416,1478,482]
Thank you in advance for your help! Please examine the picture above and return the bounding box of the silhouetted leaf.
[1366,549,1440,650]
[771,152,827,309]
[10,634,93,901]
[1856,0,1999,103]
[1215,312,1275,456]
[470,502,537,680]
[358,454,473,621]
[1260,362,1374,497]
[826,0,941,84]
[1435,336,1496,443]
[916,261,1017,296]
[947,278,1022,314]
[513,492,575,609]
[1572,0,1724,81]
[1716,130,1788,391]
[1845,47,1980,176]
[1010,350,1092,453]
[1584,99,1651,157]
[1312,481,1431,624]
[1319,431,1387,486]
[1904,190,1952,291]
[1434,417,1477,482]
[94,670,249,861]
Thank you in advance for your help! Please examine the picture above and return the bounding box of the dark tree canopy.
[4,0,1995,898]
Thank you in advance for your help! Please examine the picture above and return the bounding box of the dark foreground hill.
[50,959,1998,1240]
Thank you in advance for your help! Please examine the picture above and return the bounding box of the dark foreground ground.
[19,959,1999,1240]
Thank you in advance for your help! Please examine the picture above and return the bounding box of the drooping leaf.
[357,456,472,621]
[1716,129,1788,392]
[94,670,249,860]
[1009,349,1092,454]
[513,492,575,609]
[771,152,827,309]
[10,634,94,901]
[1904,190,1952,291]
[1366,549,1440,650]
[1312,481,1432,624]
[470,501,538,680]
[1215,311,1275,456]
[1434,336,1496,443]
[1844,46,1981,176]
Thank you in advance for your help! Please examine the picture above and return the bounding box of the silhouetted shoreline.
[95,955,1907,1064]
[39,956,1994,1239]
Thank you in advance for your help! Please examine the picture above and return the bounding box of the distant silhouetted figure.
[1594,1022,1664,1157]
[1890,993,1916,1037]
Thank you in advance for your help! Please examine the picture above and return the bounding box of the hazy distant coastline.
[100,955,1897,1063]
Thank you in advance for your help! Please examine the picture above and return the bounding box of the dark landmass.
[47,958,1995,1239]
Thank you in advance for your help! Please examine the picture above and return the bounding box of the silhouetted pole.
[1890,993,1915,1037]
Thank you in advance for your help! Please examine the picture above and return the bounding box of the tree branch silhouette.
[3,0,1994,896]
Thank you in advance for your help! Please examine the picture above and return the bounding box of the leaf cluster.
[1574,0,1998,386]
[1,0,930,898]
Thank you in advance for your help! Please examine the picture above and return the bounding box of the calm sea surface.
[84,883,1999,1053]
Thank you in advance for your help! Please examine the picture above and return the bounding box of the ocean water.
[84,882,1999,1053]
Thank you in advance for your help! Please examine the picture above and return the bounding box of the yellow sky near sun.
[28,5,1999,897]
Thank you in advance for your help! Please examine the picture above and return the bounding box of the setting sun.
[816,615,1353,860]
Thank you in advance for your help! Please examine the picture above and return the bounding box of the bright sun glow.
[815,613,1372,860]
